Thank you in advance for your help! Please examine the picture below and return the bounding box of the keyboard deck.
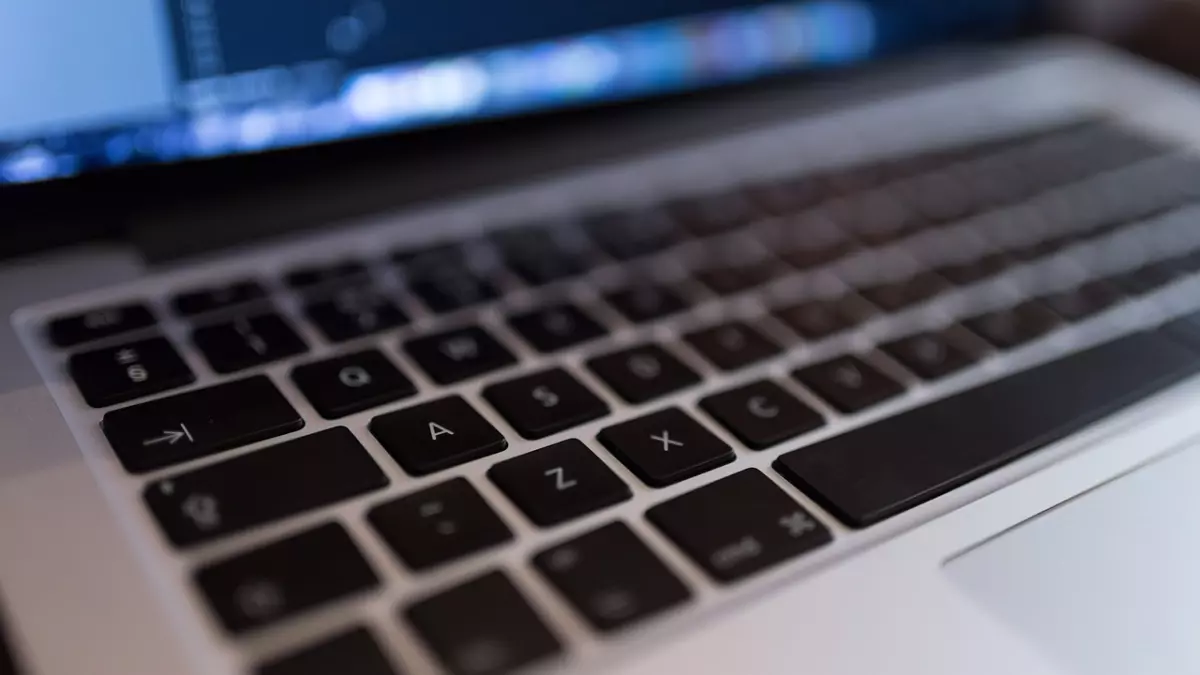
[20,118,1200,674]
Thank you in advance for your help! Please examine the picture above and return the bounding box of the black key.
[857,272,950,313]
[775,330,1199,528]
[647,470,832,583]
[534,522,691,632]
[483,368,608,440]
[489,439,631,527]
[102,375,302,473]
[69,337,195,408]
[508,304,607,354]
[693,259,782,297]
[700,380,825,450]
[257,628,398,675]
[370,396,507,475]
[584,210,682,260]
[1039,281,1124,322]
[598,408,734,487]
[369,478,512,571]
[964,301,1062,350]
[604,284,689,324]
[775,217,858,270]
[882,329,980,381]
[47,303,157,348]
[404,325,517,385]
[794,355,906,413]
[171,280,267,318]
[1111,260,1190,295]
[773,297,872,341]
[587,344,701,405]
[684,321,781,372]
[304,287,409,343]
[196,523,378,634]
[144,428,387,547]
[285,260,367,290]
[410,273,500,314]
[668,192,762,237]
[406,571,562,675]
[193,313,308,374]
[494,224,594,286]
[292,350,417,419]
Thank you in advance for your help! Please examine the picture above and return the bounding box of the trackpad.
[946,442,1200,675]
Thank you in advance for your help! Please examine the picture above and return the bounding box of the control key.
[102,375,303,473]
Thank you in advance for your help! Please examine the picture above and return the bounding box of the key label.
[546,547,580,572]
[531,385,559,408]
[142,423,194,447]
[116,348,139,364]
[181,493,221,530]
[83,310,121,329]
[747,395,780,419]
[650,431,683,452]
[629,355,661,380]
[338,366,372,388]
[833,364,864,389]
[429,422,454,440]
[779,511,818,538]
[710,536,763,571]
[234,579,286,620]
[455,638,509,675]
[441,337,479,362]
[591,589,638,621]
[544,466,577,491]
[543,311,574,336]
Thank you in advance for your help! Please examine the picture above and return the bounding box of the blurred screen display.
[0,0,1030,184]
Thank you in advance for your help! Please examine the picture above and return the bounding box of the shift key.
[102,375,304,473]
[145,427,389,548]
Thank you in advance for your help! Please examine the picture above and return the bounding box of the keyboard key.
[881,329,980,381]
[584,210,682,260]
[775,330,1199,527]
[196,523,378,635]
[857,272,950,312]
[406,571,562,675]
[1039,281,1123,322]
[598,408,734,487]
[69,337,195,408]
[773,297,872,341]
[483,368,608,440]
[102,375,302,473]
[410,272,500,314]
[144,428,387,547]
[193,313,308,374]
[404,325,517,385]
[171,280,267,318]
[285,260,367,290]
[700,380,825,450]
[693,259,783,296]
[604,284,689,324]
[47,303,157,348]
[534,522,691,632]
[370,396,507,475]
[647,470,832,583]
[257,628,398,675]
[964,301,1062,350]
[508,303,607,354]
[488,439,631,527]
[668,191,762,237]
[369,478,512,571]
[495,224,595,286]
[684,321,781,372]
[794,355,906,413]
[587,344,701,404]
[773,215,858,270]
[304,287,409,343]
[292,350,417,419]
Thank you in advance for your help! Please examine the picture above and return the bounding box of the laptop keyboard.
[33,118,1200,673]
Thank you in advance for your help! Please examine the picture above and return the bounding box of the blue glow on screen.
[1,1,879,185]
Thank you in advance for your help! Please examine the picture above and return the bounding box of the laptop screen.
[0,0,1030,186]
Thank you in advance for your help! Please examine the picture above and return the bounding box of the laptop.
[5,0,1200,673]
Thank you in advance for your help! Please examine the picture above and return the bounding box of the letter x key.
[598,408,734,487]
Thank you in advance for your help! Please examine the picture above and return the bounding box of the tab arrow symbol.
[142,424,194,447]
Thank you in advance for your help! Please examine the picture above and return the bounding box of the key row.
[202,468,832,673]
